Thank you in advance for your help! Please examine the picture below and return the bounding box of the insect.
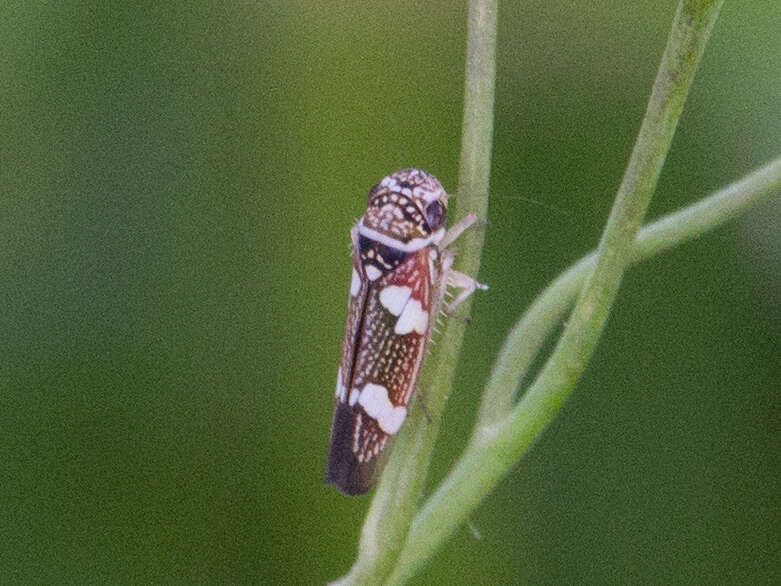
[325,168,486,495]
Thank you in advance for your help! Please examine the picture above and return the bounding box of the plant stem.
[387,1,727,581]
[392,154,780,582]
[331,1,497,583]
[480,156,781,431]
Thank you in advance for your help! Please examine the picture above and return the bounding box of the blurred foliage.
[1,1,778,583]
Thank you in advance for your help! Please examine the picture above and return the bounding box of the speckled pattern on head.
[362,168,448,246]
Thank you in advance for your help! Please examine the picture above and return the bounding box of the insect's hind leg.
[445,268,489,313]
[437,214,489,314]
[413,386,432,422]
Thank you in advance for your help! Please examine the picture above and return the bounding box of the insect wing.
[326,245,435,495]
[326,234,371,494]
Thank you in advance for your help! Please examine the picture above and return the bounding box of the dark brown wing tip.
[324,468,373,496]
[325,403,376,496]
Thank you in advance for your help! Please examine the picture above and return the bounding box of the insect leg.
[438,212,482,250]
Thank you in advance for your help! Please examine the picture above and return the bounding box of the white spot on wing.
[348,387,360,406]
[394,298,428,335]
[335,367,347,401]
[358,383,407,435]
[379,285,412,316]
[350,267,361,296]
[365,265,382,281]
[352,412,362,453]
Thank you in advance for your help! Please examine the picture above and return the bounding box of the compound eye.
[425,200,446,230]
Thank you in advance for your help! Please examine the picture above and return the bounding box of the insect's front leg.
[438,212,481,250]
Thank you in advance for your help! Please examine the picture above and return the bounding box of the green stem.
[387,1,727,581]
[331,1,496,583]
[480,157,781,431]
[391,154,781,583]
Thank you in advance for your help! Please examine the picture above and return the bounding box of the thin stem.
[331,1,496,584]
[387,1,727,581]
[390,152,780,582]
[480,155,781,431]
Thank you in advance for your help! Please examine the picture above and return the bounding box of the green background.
[2,1,779,583]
